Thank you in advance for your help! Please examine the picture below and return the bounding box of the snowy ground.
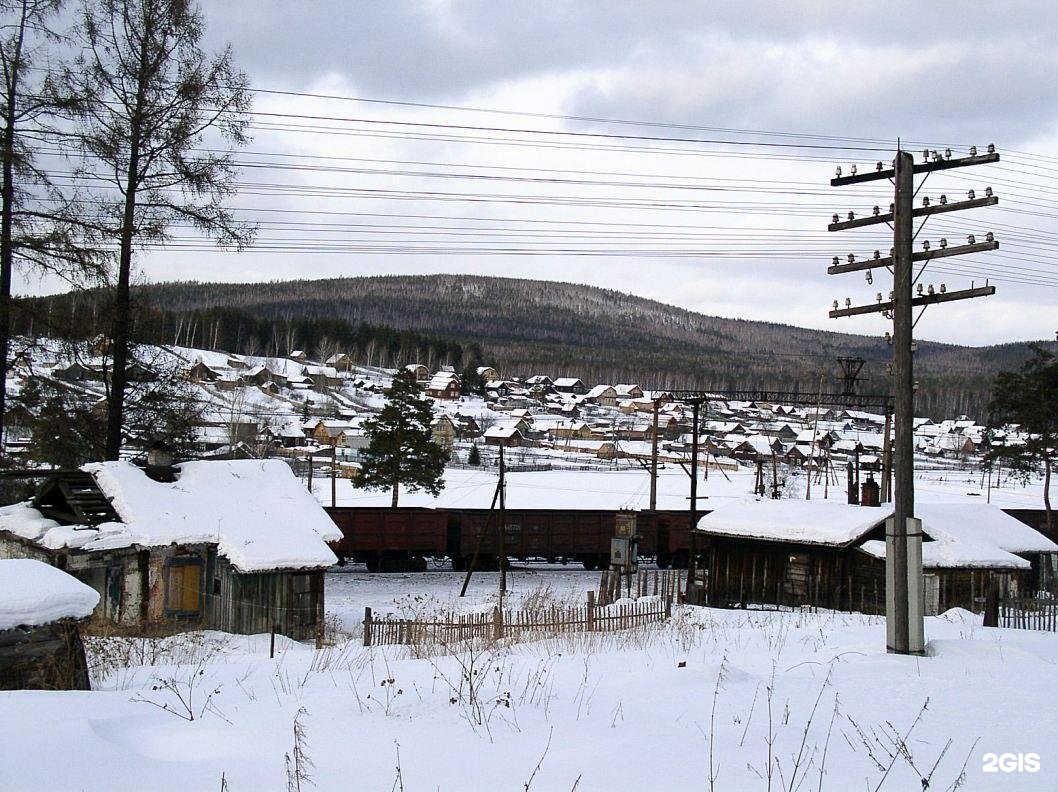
[2,568,1057,790]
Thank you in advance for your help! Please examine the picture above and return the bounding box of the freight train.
[325,507,697,572]
[324,506,1054,573]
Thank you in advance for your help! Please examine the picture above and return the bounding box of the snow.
[85,460,341,572]
[0,559,99,630]
[2,569,1057,790]
[858,502,1058,569]
[697,499,889,545]
[1,461,340,573]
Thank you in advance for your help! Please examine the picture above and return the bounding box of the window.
[164,556,203,617]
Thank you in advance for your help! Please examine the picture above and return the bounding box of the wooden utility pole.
[829,144,999,655]
[685,400,700,595]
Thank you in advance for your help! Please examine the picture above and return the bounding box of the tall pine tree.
[355,368,447,507]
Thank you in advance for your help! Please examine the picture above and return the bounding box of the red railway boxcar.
[326,507,447,571]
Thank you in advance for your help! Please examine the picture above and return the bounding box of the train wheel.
[335,553,347,567]
[450,555,466,572]
[670,551,689,569]
[365,555,380,573]
[656,552,671,569]
[581,555,599,571]
[411,556,428,572]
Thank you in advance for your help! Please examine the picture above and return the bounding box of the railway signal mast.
[829,144,999,655]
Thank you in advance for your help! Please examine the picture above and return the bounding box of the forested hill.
[23,274,1042,419]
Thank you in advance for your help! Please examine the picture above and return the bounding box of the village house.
[614,383,644,400]
[483,425,525,447]
[0,559,98,691]
[0,460,340,641]
[431,414,457,449]
[325,353,353,372]
[405,363,430,382]
[553,377,586,394]
[311,419,356,447]
[584,384,618,408]
[302,365,341,390]
[288,350,308,362]
[425,371,462,400]
[475,365,499,382]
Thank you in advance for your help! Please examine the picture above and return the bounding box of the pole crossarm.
[828,195,998,232]
[830,151,1000,186]
[828,239,999,275]
[829,285,996,318]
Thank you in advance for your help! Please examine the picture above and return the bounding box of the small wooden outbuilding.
[0,460,341,641]
[0,559,99,690]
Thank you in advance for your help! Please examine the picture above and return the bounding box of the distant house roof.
[585,385,616,399]
[0,559,100,630]
[484,425,522,439]
[0,461,340,573]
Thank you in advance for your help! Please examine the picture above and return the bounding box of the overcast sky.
[21,1,1058,347]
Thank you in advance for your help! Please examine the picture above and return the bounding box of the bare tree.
[1,0,101,452]
[69,0,253,459]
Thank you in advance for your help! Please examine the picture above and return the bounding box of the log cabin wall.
[703,537,856,611]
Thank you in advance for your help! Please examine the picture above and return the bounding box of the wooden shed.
[0,559,98,690]
[0,460,340,641]
[695,500,888,611]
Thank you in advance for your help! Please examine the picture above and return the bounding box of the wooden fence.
[998,596,1058,632]
[363,578,677,648]
[596,568,684,606]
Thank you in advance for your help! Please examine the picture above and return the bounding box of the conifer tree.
[355,368,447,507]
[987,344,1057,533]
[466,443,480,466]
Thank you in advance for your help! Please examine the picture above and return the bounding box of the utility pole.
[829,143,999,655]
[498,443,507,609]
[649,398,660,511]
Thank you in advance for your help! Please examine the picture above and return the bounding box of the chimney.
[145,442,176,483]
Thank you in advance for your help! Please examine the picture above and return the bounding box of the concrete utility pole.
[650,399,660,511]
[829,144,1000,655]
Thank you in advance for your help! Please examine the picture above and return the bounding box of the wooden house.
[476,366,499,382]
[288,350,308,362]
[614,384,644,400]
[0,460,340,641]
[425,372,461,400]
[406,364,430,382]
[431,414,457,449]
[186,361,220,383]
[585,385,618,408]
[483,425,524,447]
[0,559,98,691]
[302,365,341,389]
[451,414,482,439]
[326,353,353,372]
[553,377,586,394]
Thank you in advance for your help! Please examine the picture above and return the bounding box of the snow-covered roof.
[585,385,616,398]
[696,500,887,546]
[0,461,340,573]
[0,559,100,630]
[858,503,1058,570]
[484,425,522,439]
[553,377,583,387]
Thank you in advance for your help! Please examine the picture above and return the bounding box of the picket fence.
[362,569,683,647]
